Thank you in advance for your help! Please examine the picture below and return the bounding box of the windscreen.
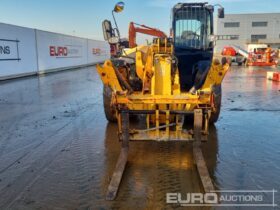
[174,7,211,49]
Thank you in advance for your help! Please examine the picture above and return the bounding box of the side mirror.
[102,20,114,41]
[218,7,225,18]
[113,2,125,13]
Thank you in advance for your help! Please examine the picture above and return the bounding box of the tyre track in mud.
[107,140,204,210]
[7,109,111,210]
[108,142,152,210]
[0,103,100,209]
[0,67,109,209]
[70,131,102,210]
[0,101,99,175]
[0,112,29,158]
[154,143,190,210]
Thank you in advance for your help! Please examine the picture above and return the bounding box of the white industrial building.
[214,13,280,53]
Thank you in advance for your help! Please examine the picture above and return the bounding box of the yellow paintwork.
[152,55,172,95]
[96,38,229,141]
[123,45,148,56]
[203,61,230,89]
[135,51,144,79]
[172,69,181,95]
[96,60,123,92]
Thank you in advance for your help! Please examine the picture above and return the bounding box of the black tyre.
[227,57,232,66]
[209,85,222,124]
[103,85,117,122]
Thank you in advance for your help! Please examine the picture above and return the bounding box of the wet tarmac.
[0,66,279,210]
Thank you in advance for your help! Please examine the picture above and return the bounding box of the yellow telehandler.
[96,2,229,200]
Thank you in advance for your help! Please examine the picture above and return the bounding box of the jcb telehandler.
[96,2,229,200]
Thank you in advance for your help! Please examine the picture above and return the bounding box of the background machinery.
[96,2,229,200]
[128,22,167,48]
[221,46,247,66]
[247,44,278,66]
[221,44,278,67]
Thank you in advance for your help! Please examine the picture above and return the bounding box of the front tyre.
[103,85,117,122]
[210,85,222,124]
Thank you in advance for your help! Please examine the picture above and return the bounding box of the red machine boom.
[128,22,167,48]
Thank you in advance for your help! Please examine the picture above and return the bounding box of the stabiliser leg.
[193,109,215,193]
[106,112,129,200]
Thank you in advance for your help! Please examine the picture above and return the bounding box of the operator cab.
[172,2,224,92]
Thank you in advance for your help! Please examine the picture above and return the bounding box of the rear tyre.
[209,85,222,124]
[103,85,117,122]
[227,57,232,66]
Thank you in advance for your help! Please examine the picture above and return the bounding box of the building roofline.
[225,12,280,15]
[0,21,104,42]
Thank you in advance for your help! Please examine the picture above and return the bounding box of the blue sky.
[0,0,279,42]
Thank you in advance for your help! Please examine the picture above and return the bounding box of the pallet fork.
[106,109,214,200]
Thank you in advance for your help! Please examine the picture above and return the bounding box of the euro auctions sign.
[92,48,102,55]
[49,45,82,58]
[92,48,107,56]
[166,190,277,207]
[0,39,21,61]
[49,46,67,57]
